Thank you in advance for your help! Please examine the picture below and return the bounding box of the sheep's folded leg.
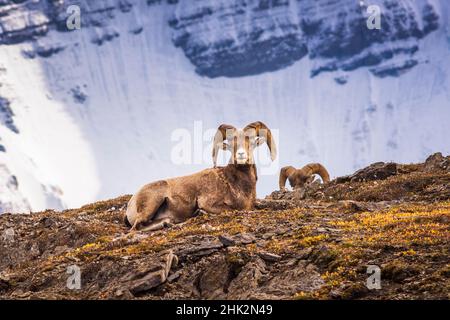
[139,218,173,233]
[193,208,210,217]
[129,221,140,232]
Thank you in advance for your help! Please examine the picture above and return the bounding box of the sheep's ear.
[244,121,277,161]
[212,124,236,167]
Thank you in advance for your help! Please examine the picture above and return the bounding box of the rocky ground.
[0,153,449,300]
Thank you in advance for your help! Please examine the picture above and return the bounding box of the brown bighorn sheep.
[279,163,330,190]
[125,121,277,232]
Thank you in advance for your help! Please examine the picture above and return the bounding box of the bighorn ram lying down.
[279,163,330,190]
[125,121,277,232]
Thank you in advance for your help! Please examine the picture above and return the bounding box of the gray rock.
[177,240,223,258]
[218,234,235,247]
[258,251,282,262]
[424,152,450,172]
[337,162,398,183]
[218,233,256,247]
[124,250,178,295]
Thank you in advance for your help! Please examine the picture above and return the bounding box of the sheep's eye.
[253,137,261,146]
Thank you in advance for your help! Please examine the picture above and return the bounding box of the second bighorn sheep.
[279,163,330,190]
[125,121,277,232]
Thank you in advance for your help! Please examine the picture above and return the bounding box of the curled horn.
[244,121,277,161]
[279,166,296,190]
[212,124,236,167]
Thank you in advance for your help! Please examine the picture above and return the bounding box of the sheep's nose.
[238,151,245,157]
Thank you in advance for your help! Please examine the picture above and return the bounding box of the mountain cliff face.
[171,0,440,78]
[2,0,440,77]
[0,0,449,213]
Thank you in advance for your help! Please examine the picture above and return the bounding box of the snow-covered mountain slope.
[0,163,31,213]
[0,0,449,213]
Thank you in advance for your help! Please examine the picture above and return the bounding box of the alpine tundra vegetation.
[0,153,448,299]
